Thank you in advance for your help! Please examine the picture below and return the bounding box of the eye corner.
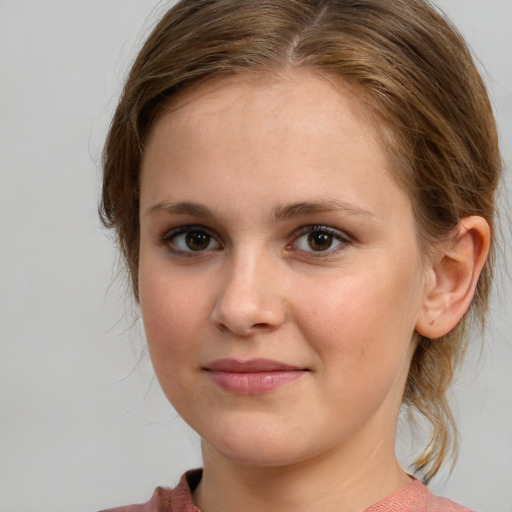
[161,224,222,256]
[289,224,352,257]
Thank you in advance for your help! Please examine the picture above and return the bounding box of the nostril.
[211,291,286,336]
[253,322,271,329]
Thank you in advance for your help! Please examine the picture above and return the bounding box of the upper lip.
[204,358,305,373]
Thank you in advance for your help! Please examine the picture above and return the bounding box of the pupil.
[186,231,210,250]
[308,231,332,251]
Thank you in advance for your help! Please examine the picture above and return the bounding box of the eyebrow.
[144,199,376,221]
[145,201,214,218]
[271,200,376,221]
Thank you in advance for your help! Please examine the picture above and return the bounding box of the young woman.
[98,0,502,510]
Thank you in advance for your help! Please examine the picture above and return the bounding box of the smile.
[203,358,308,395]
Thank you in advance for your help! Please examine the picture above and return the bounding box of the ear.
[416,216,491,339]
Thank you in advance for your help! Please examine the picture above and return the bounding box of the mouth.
[203,358,308,395]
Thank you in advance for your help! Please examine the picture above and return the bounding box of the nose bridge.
[211,245,285,335]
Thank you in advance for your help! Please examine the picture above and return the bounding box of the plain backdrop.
[0,1,511,511]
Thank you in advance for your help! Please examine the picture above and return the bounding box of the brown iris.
[185,231,211,250]
[307,231,333,251]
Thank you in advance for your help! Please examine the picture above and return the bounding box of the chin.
[213,443,308,468]
[200,423,329,469]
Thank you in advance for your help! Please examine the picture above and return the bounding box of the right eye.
[165,226,221,254]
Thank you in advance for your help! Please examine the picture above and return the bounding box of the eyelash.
[288,225,352,256]
[161,224,352,257]
[161,225,221,257]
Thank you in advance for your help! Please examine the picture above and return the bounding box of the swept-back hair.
[100,0,501,482]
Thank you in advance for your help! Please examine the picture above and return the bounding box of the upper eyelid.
[160,226,221,259]
[289,225,353,255]
[161,222,349,235]
[292,224,352,240]
[162,224,220,240]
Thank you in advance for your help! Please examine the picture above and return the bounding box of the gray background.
[0,1,510,511]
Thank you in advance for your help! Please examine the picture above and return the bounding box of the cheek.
[296,264,422,377]
[139,255,213,332]
[138,269,209,388]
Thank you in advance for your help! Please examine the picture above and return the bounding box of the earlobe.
[416,216,491,339]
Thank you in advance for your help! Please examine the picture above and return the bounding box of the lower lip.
[207,371,305,395]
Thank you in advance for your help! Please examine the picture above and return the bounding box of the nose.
[211,253,286,337]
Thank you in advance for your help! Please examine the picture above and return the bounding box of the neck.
[193,427,410,512]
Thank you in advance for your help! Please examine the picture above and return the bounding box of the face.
[138,71,428,469]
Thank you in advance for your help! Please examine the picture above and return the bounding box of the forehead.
[143,70,387,178]
[140,70,413,229]
[152,70,381,145]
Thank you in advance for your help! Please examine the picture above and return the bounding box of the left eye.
[292,226,350,253]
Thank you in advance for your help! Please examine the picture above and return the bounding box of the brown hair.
[100,0,501,482]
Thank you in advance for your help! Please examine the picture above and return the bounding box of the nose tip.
[213,297,284,337]
[210,264,286,337]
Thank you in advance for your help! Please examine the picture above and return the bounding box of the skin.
[137,71,490,512]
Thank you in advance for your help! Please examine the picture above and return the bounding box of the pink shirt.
[100,469,475,512]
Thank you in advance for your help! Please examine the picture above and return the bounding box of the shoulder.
[97,470,202,512]
[366,479,476,512]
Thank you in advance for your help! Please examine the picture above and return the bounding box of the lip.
[203,358,308,395]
